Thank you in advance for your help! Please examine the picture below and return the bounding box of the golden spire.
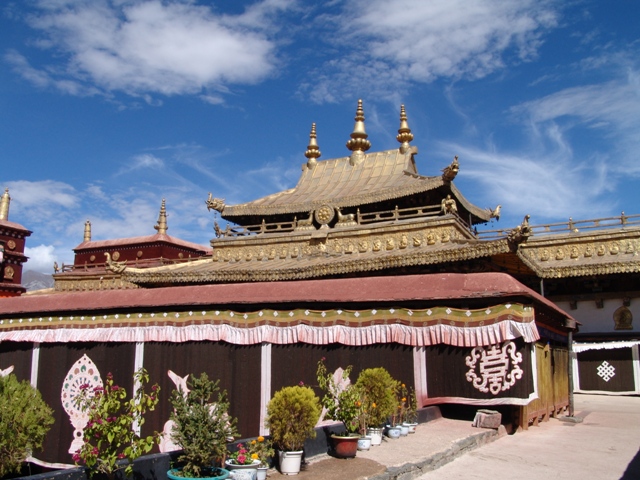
[346,99,371,165]
[305,123,321,169]
[0,188,10,221]
[154,198,168,235]
[396,104,414,154]
[83,220,92,242]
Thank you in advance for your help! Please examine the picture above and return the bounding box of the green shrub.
[170,373,238,478]
[265,386,321,451]
[355,368,399,427]
[0,374,54,478]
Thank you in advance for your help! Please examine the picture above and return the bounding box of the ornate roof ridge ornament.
[0,188,10,220]
[507,214,532,246]
[396,104,414,154]
[442,156,459,182]
[346,99,371,166]
[305,123,321,169]
[83,220,92,242]
[154,198,168,235]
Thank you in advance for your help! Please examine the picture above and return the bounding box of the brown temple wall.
[270,343,415,397]
[0,337,549,465]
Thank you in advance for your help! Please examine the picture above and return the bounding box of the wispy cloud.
[303,0,560,102]
[8,0,295,100]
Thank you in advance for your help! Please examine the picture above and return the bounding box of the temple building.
[0,188,32,297]
[0,101,638,467]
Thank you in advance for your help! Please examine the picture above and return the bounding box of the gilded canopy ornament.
[346,99,371,165]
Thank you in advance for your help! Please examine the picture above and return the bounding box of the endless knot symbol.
[597,361,616,382]
[465,341,523,395]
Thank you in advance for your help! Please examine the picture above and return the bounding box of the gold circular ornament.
[137,251,143,258]
[112,251,120,261]
[7,240,16,250]
[89,255,96,262]
[314,205,335,225]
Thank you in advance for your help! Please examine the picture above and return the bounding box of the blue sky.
[1,0,639,273]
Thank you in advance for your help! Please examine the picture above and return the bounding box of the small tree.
[73,369,160,477]
[170,373,238,478]
[0,373,54,478]
[316,359,361,435]
[265,386,321,452]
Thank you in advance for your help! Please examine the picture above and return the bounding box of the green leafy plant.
[0,373,54,478]
[265,385,321,451]
[354,367,399,428]
[73,368,160,477]
[316,358,361,435]
[169,373,239,478]
[396,382,409,424]
[406,387,418,423]
[248,436,274,467]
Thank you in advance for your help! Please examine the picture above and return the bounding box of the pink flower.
[111,385,120,391]
[118,453,126,459]
[72,453,81,463]
[92,447,99,456]
[298,381,304,386]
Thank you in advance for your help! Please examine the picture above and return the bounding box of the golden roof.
[222,147,491,222]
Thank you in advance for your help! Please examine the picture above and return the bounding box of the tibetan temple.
[0,101,639,467]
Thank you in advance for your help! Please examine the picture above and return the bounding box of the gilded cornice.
[517,227,640,278]
[53,273,139,292]
[125,235,509,286]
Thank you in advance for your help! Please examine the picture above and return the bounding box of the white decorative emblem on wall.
[159,370,190,453]
[597,361,616,382]
[61,354,103,454]
[465,341,523,395]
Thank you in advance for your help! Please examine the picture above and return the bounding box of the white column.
[30,342,40,388]
[259,343,272,435]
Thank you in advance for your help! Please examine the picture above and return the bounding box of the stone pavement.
[268,414,503,480]
[266,394,640,480]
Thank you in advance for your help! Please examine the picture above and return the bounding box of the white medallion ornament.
[465,341,523,395]
[61,354,103,453]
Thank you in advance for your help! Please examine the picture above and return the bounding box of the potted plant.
[73,368,160,478]
[355,391,371,451]
[0,372,54,478]
[265,385,321,475]
[396,383,410,436]
[354,367,399,446]
[404,387,419,433]
[248,436,274,480]
[225,442,260,480]
[168,373,239,479]
[316,358,361,458]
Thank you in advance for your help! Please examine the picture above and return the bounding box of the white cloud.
[11,0,293,99]
[24,244,58,274]
[303,0,559,102]
[439,141,615,225]
[511,69,640,176]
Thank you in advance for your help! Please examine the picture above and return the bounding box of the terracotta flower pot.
[331,434,359,458]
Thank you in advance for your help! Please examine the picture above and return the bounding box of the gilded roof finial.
[83,220,92,242]
[154,198,168,235]
[396,105,414,154]
[0,188,11,220]
[305,123,321,169]
[0,188,10,221]
[346,99,371,166]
